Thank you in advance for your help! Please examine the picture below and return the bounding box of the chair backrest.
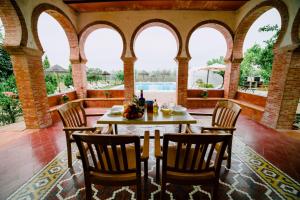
[58,102,87,128]
[73,133,141,175]
[162,134,231,176]
[212,101,241,128]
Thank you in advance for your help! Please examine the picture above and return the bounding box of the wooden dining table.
[97,107,197,136]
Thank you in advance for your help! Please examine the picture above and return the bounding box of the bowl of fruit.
[123,103,144,120]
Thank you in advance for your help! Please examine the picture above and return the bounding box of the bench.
[229,99,264,122]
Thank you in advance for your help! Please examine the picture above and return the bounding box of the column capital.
[70,58,87,64]
[231,57,243,64]
[273,43,300,53]
[175,56,191,62]
[121,56,136,63]
[4,46,43,57]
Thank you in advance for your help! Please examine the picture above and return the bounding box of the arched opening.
[239,8,281,96]
[83,27,124,90]
[188,27,228,90]
[133,26,178,104]
[37,12,72,95]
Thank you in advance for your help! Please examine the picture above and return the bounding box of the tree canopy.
[239,24,280,85]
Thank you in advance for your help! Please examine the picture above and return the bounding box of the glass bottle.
[138,90,145,107]
[153,99,159,113]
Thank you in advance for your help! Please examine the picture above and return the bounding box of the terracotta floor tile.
[0,108,299,199]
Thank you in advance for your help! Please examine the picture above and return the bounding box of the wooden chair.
[157,133,231,200]
[73,132,150,200]
[57,101,107,168]
[189,100,241,168]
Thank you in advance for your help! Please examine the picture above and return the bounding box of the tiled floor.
[0,108,299,199]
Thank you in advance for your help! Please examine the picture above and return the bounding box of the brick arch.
[291,8,300,44]
[78,21,126,61]
[130,19,182,58]
[31,3,79,61]
[0,0,27,47]
[233,0,289,59]
[186,20,233,61]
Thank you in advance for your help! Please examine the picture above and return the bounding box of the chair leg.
[144,160,148,182]
[85,181,92,200]
[66,140,72,168]
[211,180,219,200]
[136,180,142,200]
[226,138,232,169]
[156,158,160,182]
[160,177,166,200]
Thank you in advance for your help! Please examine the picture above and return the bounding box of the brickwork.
[0,0,27,46]
[122,56,136,100]
[5,46,52,128]
[176,56,190,106]
[71,59,87,99]
[31,3,79,61]
[292,9,300,44]
[261,47,294,129]
[224,59,241,99]
[276,48,300,129]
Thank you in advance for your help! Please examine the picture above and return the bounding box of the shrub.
[0,92,22,126]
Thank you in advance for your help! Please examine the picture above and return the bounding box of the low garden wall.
[186,89,225,108]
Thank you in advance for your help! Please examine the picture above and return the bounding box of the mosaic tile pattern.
[7,125,300,200]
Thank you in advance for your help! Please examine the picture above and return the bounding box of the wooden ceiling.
[63,0,250,12]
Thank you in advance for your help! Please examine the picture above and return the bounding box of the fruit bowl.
[123,103,144,120]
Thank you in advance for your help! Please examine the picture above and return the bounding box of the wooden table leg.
[114,124,118,135]
[178,124,182,133]
[185,124,192,134]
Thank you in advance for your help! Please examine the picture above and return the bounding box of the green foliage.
[0,92,22,125]
[63,65,73,87]
[87,68,103,83]
[240,24,280,85]
[43,55,50,70]
[0,26,13,82]
[195,79,214,88]
[45,74,58,95]
[114,70,124,83]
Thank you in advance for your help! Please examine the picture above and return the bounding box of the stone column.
[224,58,242,99]
[5,46,52,129]
[122,56,136,100]
[70,59,87,99]
[176,56,190,107]
[262,46,300,129]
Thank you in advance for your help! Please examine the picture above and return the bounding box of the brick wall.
[276,48,300,129]
[176,56,190,107]
[261,48,295,129]
[7,47,52,128]
[122,57,136,100]
[71,60,87,99]
[224,60,241,99]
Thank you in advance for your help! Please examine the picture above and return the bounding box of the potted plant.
[60,94,69,104]
[103,90,110,98]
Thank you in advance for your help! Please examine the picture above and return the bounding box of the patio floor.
[0,108,299,199]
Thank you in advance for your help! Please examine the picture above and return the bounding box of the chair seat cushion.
[166,170,215,181]
[90,171,136,183]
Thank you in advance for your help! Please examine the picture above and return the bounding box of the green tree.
[0,25,13,82]
[207,56,225,88]
[45,74,58,95]
[239,24,280,85]
[63,64,73,87]
[43,55,50,70]
[114,70,124,84]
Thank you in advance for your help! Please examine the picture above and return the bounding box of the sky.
[0,8,281,71]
